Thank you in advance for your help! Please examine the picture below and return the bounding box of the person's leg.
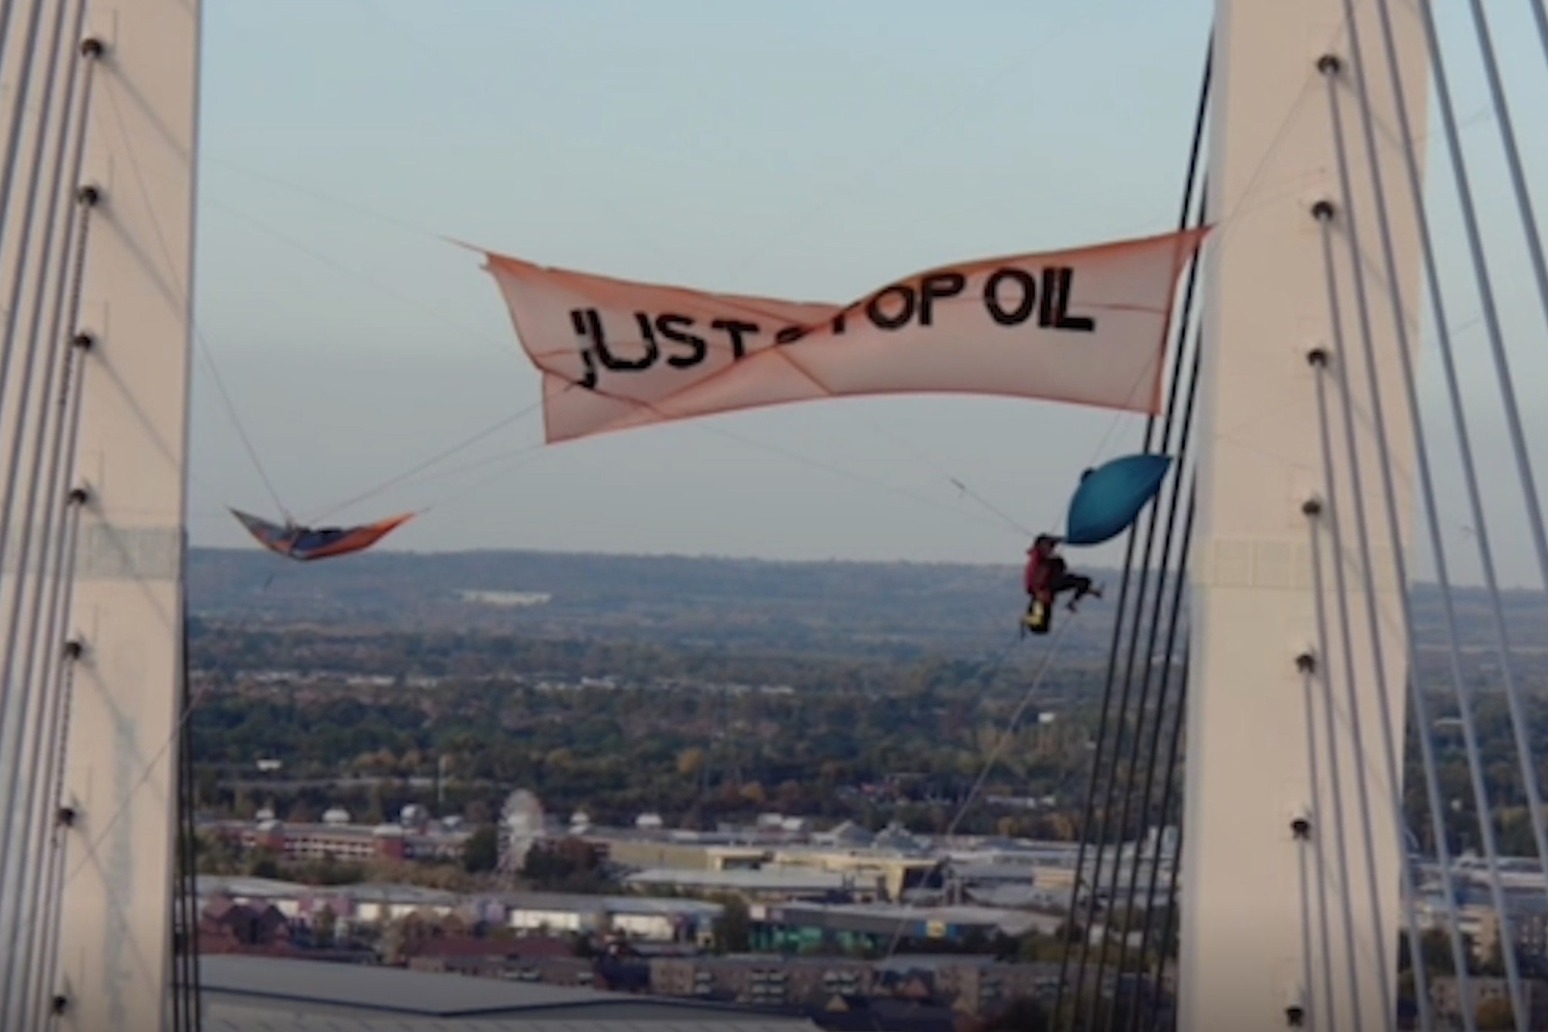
[1054,572,1101,610]
[1052,571,1090,595]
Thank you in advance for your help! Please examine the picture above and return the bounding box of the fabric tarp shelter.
[229,509,413,561]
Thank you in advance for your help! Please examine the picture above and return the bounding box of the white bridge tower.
[0,0,202,1027]
[1181,1,1430,1029]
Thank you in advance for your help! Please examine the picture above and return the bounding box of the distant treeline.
[187,547,1548,668]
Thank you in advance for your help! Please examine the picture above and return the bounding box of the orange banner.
[483,226,1208,444]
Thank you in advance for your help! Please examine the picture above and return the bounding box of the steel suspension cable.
[0,0,68,595]
[1117,482,1196,1032]
[0,1,80,980]
[5,40,98,1025]
[0,3,19,116]
[1137,648,1192,1032]
[14,120,100,1031]
[0,0,87,790]
[1095,339,1202,1032]
[1325,0,1479,1014]
[1381,0,1548,931]
[1310,331,1403,1029]
[1054,40,1212,1026]
[1301,474,1369,1032]
[1075,331,1197,1030]
[26,487,87,1026]
[9,344,85,1019]
[1531,0,1548,79]
[1410,0,1548,601]
[0,0,48,425]
[171,609,203,1032]
[1311,193,1430,1032]
[1459,0,1548,434]
[1295,633,1340,1032]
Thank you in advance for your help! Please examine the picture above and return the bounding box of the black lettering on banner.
[917,271,965,326]
[865,284,916,330]
[573,308,656,372]
[568,308,601,389]
[655,312,709,368]
[775,325,809,345]
[711,318,760,360]
[630,312,663,370]
[982,268,1038,326]
[577,348,599,390]
[1052,267,1097,331]
[1038,267,1058,327]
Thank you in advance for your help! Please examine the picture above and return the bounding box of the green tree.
[1477,997,1515,1031]
[980,997,1050,1031]
[676,747,705,778]
[463,824,499,873]
[313,904,337,945]
[1017,931,1069,963]
[712,896,751,954]
[1477,933,1507,977]
[246,847,281,880]
[1397,928,1456,974]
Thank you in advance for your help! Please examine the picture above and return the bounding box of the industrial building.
[200,955,820,1030]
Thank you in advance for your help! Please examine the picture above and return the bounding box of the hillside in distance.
[187,547,1547,669]
[187,547,1117,663]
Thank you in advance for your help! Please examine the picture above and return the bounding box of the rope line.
[946,622,1084,840]
[300,393,551,523]
[101,88,291,520]
[871,620,1081,967]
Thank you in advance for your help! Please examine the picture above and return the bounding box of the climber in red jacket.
[1023,534,1101,633]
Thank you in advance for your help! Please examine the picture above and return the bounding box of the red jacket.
[1025,538,1065,596]
[1025,551,1050,594]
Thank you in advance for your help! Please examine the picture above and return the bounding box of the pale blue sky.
[186,1,1548,586]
